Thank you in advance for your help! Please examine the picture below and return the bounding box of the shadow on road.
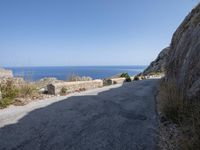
[0,79,159,150]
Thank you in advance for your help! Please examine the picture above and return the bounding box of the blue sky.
[0,0,198,67]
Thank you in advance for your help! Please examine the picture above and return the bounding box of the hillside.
[142,47,170,76]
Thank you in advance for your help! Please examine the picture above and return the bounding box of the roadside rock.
[34,77,63,94]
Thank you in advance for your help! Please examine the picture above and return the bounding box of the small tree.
[120,73,131,82]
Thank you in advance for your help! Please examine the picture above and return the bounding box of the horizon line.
[3,65,148,68]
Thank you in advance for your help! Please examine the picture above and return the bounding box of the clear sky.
[0,0,199,67]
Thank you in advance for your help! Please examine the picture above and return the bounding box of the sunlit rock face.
[142,47,170,76]
[165,3,200,100]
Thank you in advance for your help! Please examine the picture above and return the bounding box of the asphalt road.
[0,79,159,150]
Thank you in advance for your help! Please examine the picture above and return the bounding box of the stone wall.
[47,80,103,95]
[0,69,13,78]
[103,78,126,85]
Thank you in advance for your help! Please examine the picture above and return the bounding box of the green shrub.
[0,98,14,108]
[0,80,39,108]
[60,87,67,95]
[0,80,19,108]
[0,80,19,99]
[120,73,131,82]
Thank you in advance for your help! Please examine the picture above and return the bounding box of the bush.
[0,98,14,108]
[18,84,37,98]
[0,80,39,108]
[120,73,131,82]
[0,80,19,108]
[0,80,19,99]
[159,78,200,149]
[134,76,139,81]
[60,87,67,95]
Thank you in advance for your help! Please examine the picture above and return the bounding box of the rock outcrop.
[165,3,200,100]
[142,47,170,75]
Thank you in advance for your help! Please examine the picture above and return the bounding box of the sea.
[6,66,147,81]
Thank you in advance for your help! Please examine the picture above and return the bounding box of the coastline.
[5,66,146,81]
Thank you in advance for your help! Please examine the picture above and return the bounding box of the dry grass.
[159,78,200,150]
[0,80,38,108]
[0,80,19,108]
[18,83,37,98]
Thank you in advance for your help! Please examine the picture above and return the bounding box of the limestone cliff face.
[142,47,170,75]
[166,4,200,100]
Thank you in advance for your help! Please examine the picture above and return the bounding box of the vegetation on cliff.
[157,3,200,150]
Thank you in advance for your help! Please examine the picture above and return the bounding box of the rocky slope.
[142,47,170,75]
[166,3,200,100]
[143,3,200,100]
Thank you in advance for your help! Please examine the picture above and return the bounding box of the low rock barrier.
[103,78,126,85]
[47,80,103,95]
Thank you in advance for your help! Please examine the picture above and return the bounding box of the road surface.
[0,79,159,150]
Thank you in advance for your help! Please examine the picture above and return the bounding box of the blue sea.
[6,66,146,81]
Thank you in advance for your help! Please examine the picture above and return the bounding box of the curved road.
[0,79,159,150]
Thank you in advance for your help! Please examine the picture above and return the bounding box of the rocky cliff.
[142,47,170,75]
[165,4,200,100]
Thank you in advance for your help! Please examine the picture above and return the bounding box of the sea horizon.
[5,65,147,81]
